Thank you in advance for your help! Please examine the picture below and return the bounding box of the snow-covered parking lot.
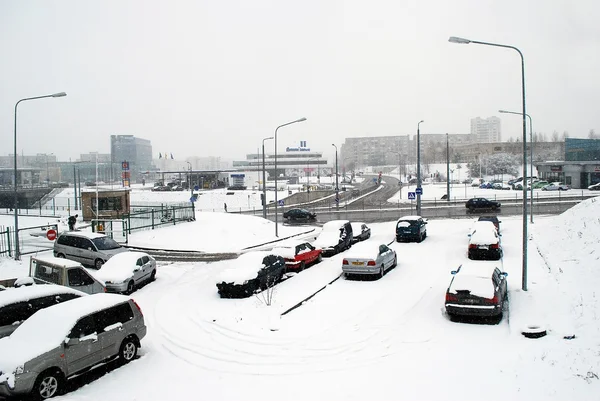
[1,193,600,400]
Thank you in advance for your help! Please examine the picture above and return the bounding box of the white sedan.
[542,182,570,191]
[342,242,397,278]
[95,251,157,294]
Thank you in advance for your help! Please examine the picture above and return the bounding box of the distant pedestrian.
[224,203,228,213]
[68,214,78,231]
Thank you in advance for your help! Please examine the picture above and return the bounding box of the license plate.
[478,245,489,250]
[351,261,364,266]
[463,299,475,304]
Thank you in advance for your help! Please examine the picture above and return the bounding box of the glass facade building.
[565,138,600,161]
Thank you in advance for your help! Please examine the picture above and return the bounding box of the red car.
[271,241,323,272]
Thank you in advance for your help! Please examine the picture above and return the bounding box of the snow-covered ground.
[0,189,599,400]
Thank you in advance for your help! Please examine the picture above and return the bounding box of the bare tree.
[562,131,569,140]
[551,130,560,142]
[589,129,597,139]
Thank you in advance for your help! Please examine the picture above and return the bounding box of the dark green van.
[396,216,427,243]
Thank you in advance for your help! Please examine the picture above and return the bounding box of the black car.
[350,222,371,243]
[216,252,286,298]
[396,216,427,242]
[465,197,501,212]
[283,208,317,222]
[477,216,501,233]
[445,263,508,320]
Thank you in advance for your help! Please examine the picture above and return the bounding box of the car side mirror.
[87,247,92,251]
[133,268,140,272]
[450,270,457,275]
[501,272,508,277]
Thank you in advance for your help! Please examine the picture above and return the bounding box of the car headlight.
[15,365,24,375]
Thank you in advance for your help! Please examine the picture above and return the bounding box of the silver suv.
[53,231,129,269]
[0,294,147,399]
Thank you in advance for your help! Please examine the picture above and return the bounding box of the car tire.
[417,233,423,243]
[392,255,397,268]
[119,337,138,363]
[316,254,323,263]
[379,265,385,279]
[299,261,306,272]
[32,369,64,400]
[469,206,475,212]
[94,258,104,269]
[126,280,135,295]
[150,269,156,282]
[56,253,65,258]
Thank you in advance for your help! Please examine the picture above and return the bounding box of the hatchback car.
[465,198,501,212]
[342,242,397,278]
[350,222,371,243]
[271,241,322,272]
[94,252,157,294]
[542,182,570,191]
[396,216,427,242]
[282,208,316,222]
[588,183,600,190]
[216,252,286,298]
[54,231,129,269]
[445,262,508,320]
[477,216,501,233]
[467,221,502,260]
[313,220,353,257]
[0,285,85,339]
[0,294,146,400]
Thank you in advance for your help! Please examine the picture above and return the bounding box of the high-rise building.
[471,116,501,143]
[110,135,154,183]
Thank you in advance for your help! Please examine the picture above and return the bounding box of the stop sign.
[46,229,57,241]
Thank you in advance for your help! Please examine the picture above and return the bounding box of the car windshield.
[92,237,122,250]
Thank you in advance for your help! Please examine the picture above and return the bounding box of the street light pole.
[332,144,339,210]
[13,91,66,260]
[499,109,534,223]
[450,35,528,291]
[186,161,193,199]
[446,133,450,202]
[262,136,273,219]
[416,120,424,216]
[274,117,307,237]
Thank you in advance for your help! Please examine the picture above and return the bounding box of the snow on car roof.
[32,256,83,268]
[397,215,422,222]
[344,241,384,258]
[270,246,296,259]
[449,275,495,299]
[218,251,276,284]
[0,294,132,374]
[321,220,349,231]
[58,231,107,239]
[0,284,86,308]
[455,261,500,278]
[469,228,499,245]
[94,252,150,283]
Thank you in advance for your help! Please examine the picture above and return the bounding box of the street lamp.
[274,117,307,237]
[416,120,424,216]
[332,144,339,209]
[186,161,193,199]
[446,133,450,202]
[262,136,273,219]
[13,91,66,260]
[499,109,534,223]
[449,35,528,291]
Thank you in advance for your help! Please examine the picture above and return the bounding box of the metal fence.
[0,223,58,258]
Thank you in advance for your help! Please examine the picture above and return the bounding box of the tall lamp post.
[499,109,534,223]
[274,117,307,237]
[13,91,66,260]
[332,144,339,209]
[446,133,450,202]
[416,120,424,216]
[262,136,273,219]
[449,35,528,291]
[186,161,193,198]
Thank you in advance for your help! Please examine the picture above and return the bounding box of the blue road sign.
[335,197,340,204]
[415,187,423,195]
[408,192,416,200]
[278,199,284,206]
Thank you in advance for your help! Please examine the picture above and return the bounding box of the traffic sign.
[278,200,284,206]
[335,197,340,204]
[415,187,423,195]
[46,229,57,241]
[408,192,416,200]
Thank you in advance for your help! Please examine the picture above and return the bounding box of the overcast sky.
[1,0,598,163]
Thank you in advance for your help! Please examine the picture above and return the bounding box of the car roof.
[58,231,107,240]
[103,251,149,266]
[0,284,86,308]
[397,215,422,222]
[322,220,350,230]
[454,261,500,278]
[32,256,84,268]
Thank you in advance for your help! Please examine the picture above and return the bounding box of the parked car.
[0,285,85,339]
[531,180,549,189]
[54,231,129,269]
[271,241,322,272]
[342,242,397,278]
[467,221,502,260]
[445,262,508,320]
[94,252,157,294]
[588,183,600,191]
[282,208,316,222]
[492,182,511,190]
[216,252,286,298]
[0,294,146,399]
[471,178,483,187]
[313,220,353,257]
[465,198,501,212]
[542,182,570,191]
[30,256,106,294]
[396,216,427,242]
[477,216,501,233]
[479,182,493,189]
[350,222,371,243]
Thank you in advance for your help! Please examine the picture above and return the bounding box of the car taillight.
[468,244,477,249]
[342,259,348,265]
[490,243,499,249]
[132,299,143,316]
[445,293,458,302]
[367,260,376,266]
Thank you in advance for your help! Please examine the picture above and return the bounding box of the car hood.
[314,231,341,248]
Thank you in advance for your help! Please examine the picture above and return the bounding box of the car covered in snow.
[477,215,501,233]
[0,294,146,400]
[0,285,85,339]
[444,262,508,320]
[342,242,397,278]
[216,252,286,298]
[271,241,322,272]
[94,252,157,294]
[350,222,371,243]
[588,182,600,191]
[396,216,427,242]
[313,220,353,257]
[467,221,502,260]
